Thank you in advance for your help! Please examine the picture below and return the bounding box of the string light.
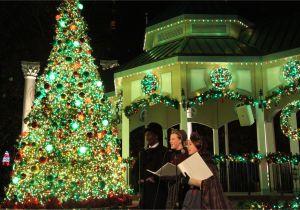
[146,18,249,35]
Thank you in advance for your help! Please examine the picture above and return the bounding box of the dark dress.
[182,151,231,209]
[139,144,168,209]
[165,149,189,209]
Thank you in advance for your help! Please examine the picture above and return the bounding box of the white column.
[163,128,168,147]
[212,128,219,155]
[290,112,299,154]
[121,112,130,185]
[224,124,229,155]
[224,123,230,192]
[256,107,271,194]
[265,121,276,153]
[187,108,192,137]
[122,113,130,158]
[180,106,188,131]
[21,61,40,132]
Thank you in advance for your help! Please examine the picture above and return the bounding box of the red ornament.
[85,98,92,104]
[74,62,81,69]
[87,50,92,54]
[39,156,48,164]
[31,121,39,129]
[78,113,84,121]
[73,71,79,77]
[21,131,29,137]
[100,149,105,155]
[55,15,61,21]
[70,25,77,31]
[44,83,51,90]
[96,131,105,139]
[86,132,93,139]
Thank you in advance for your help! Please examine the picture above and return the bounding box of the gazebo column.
[224,123,230,192]
[180,105,188,132]
[122,112,130,184]
[212,128,219,155]
[122,113,130,158]
[163,128,168,147]
[187,108,193,138]
[256,107,276,194]
[290,112,299,154]
[21,61,40,132]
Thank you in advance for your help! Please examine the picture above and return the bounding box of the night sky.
[0,0,300,167]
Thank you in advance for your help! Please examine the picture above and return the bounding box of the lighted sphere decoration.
[283,60,300,84]
[141,73,159,95]
[210,67,232,90]
[280,99,300,141]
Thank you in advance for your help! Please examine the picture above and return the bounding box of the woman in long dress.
[182,132,231,209]
[165,129,189,209]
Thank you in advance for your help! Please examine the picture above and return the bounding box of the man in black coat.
[138,122,168,209]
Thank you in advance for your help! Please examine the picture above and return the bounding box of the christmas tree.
[4,0,130,206]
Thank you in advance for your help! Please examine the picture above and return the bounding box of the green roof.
[117,36,259,71]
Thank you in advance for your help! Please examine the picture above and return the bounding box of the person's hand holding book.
[181,172,190,185]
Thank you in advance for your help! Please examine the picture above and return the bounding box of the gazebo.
[113,9,300,195]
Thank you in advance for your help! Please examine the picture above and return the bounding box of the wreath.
[141,73,159,95]
[283,60,300,84]
[280,99,300,141]
[210,67,232,90]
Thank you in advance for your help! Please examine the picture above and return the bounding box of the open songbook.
[147,152,213,180]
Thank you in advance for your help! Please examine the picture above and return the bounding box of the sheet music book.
[146,162,177,177]
[178,152,213,180]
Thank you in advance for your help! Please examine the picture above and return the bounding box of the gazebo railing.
[219,161,300,194]
[219,162,260,194]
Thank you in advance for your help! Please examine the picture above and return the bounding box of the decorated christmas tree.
[4,0,130,207]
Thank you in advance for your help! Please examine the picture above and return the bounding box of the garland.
[141,73,159,95]
[241,196,300,209]
[265,82,300,109]
[187,89,255,108]
[213,153,263,164]
[0,195,132,209]
[124,93,179,117]
[280,100,300,141]
[210,67,233,90]
[212,152,300,165]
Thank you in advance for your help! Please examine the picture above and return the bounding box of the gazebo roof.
[117,14,300,72]
[117,36,260,71]
[239,15,300,55]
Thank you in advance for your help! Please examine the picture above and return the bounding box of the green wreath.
[283,60,300,84]
[210,67,232,90]
[141,73,159,95]
[280,99,300,141]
